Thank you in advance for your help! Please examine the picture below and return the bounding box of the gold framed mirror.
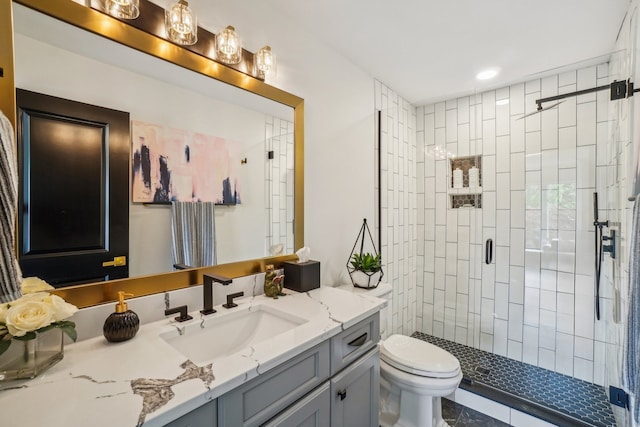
[0,0,304,308]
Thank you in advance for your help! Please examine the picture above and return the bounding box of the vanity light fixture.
[254,45,277,79]
[104,0,140,19]
[215,25,242,64]
[165,0,198,46]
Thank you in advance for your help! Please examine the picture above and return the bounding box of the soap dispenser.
[103,291,140,343]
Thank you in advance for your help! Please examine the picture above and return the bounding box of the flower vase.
[0,328,64,382]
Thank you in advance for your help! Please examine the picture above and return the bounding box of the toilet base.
[380,374,452,427]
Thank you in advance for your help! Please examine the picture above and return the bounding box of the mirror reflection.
[13,3,296,285]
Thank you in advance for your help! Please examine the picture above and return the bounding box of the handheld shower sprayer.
[593,192,616,321]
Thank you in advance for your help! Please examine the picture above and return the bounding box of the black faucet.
[223,292,244,309]
[201,274,233,315]
[165,305,193,322]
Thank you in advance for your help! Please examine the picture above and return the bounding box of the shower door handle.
[485,239,493,264]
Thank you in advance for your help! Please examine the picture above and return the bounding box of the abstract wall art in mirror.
[131,120,243,205]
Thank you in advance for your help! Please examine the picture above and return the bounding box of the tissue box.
[284,260,320,292]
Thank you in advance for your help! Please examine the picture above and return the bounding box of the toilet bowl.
[379,334,462,427]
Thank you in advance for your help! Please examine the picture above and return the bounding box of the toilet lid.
[380,335,461,378]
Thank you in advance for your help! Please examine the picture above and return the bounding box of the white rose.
[5,300,54,337]
[17,292,49,303]
[47,294,78,321]
[21,277,54,295]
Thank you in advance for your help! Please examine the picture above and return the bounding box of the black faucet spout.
[201,274,234,315]
[201,275,217,315]
[209,274,233,286]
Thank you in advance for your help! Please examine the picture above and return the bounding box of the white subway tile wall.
[376,23,633,425]
[412,62,611,384]
[265,116,295,255]
[375,81,417,336]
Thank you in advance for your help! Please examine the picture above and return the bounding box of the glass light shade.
[254,45,277,78]
[165,0,198,46]
[215,25,242,65]
[104,0,139,20]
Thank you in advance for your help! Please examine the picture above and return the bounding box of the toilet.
[379,334,462,427]
[336,283,462,427]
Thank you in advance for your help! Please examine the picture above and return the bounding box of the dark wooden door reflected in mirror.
[16,89,130,287]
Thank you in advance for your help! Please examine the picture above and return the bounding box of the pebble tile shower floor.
[411,332,616,427]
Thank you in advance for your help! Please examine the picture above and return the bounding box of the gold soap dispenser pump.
[103,291,140,343]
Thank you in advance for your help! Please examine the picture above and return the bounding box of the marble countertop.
[0,286,385,427]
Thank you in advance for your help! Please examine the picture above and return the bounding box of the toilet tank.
[336,282,392,340]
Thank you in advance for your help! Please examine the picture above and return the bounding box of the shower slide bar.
[593,192,616,321]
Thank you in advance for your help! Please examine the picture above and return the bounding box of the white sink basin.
[160,304,307,364]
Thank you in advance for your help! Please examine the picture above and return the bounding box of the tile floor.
[442,397,511,426]
[412,332,616,427]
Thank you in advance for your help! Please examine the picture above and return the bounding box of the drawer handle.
[348,332,368,347]
[338,389,347,401]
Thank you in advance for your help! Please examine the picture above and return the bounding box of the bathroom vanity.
[0,286,384,427]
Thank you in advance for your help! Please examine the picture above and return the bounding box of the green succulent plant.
[350,252,382,273]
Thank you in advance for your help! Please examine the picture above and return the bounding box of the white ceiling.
[170,0,632,106]
[264,0,632,105]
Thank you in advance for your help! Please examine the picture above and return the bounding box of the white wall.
[205,1,378,284]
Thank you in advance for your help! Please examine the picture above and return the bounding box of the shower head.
[516,100,564,120]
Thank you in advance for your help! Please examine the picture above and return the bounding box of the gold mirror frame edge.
[0,0,304,308]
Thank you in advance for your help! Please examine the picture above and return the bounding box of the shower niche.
[449,156,482,209]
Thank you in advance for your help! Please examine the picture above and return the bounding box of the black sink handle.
[165,305,193,322]
[223,292,244,309]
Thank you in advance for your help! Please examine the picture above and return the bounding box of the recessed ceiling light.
[476,69,499,80]
[496,99,509,106]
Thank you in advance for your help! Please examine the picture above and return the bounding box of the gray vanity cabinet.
[330,347,379,427]
[217,340,331,426]
[328,313,380,427]
[163,312,380,427]
[262,381,331,427]
[330,313,379,375]
[164,400,217,427]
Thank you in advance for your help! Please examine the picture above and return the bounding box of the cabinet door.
[330,347,379,427]
[262,382,330,427]
[164,400,217,427]
[218,341,330,427]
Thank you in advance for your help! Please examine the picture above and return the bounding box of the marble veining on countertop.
[0,286,385,427]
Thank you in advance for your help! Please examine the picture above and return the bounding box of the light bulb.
[165,0,198,46]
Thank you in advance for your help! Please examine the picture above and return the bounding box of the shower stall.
[375,29,638,423]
